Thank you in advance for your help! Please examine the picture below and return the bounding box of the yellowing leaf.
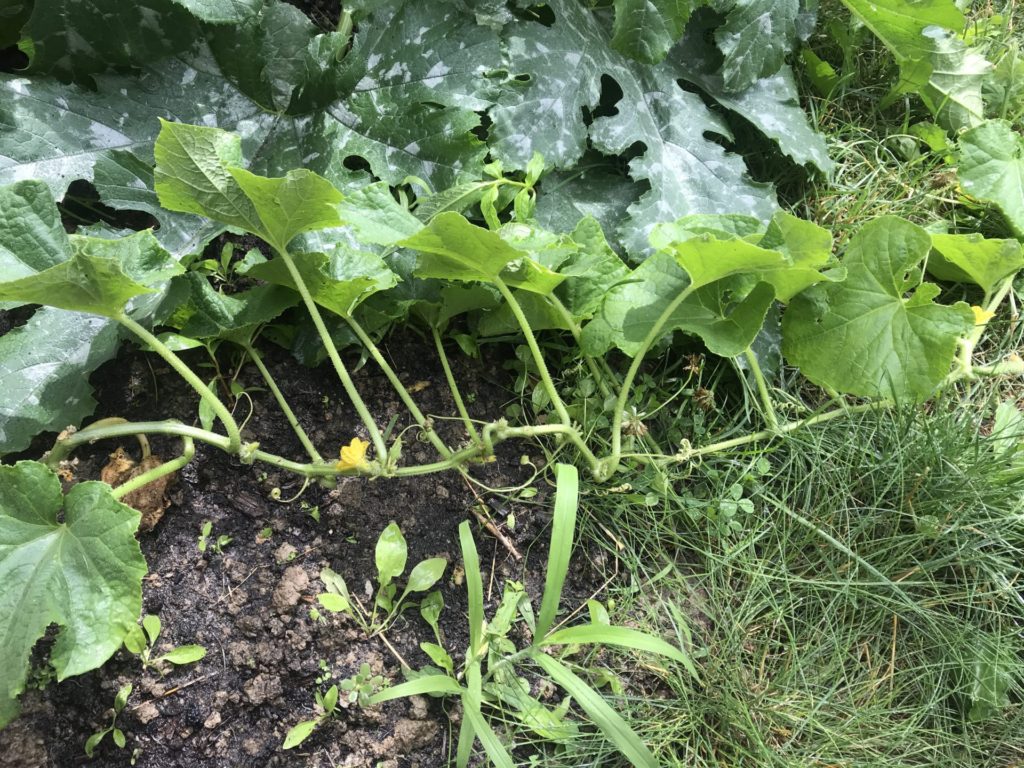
[336,437,370,471]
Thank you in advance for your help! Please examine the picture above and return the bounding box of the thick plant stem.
[679,399,896,462]
[271,246,386,460]
[956,276,1015,377]
[344,317,453,459]
[117,314,242,453]
[243,344,323,463]
[46,421,232,468]
[483,422,601,476]
[606,285,697,478]
[744,348,779,430]
[492,279,573,429]
[431,327,481,444]
[111,437,196,500]
[546,295,616,399]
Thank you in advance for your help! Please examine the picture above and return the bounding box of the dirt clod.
[272,565,309,612]
[244,674,283,706]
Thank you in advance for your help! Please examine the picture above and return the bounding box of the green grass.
[789,0,1024,243]
[548,398,1024,767]
[476,6,1024,765]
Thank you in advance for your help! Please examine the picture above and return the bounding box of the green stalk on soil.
[271,245,388,461]
[344,316,453,460]
[243,343,323,464]
[432,327,482,445]
[117,313,242,454]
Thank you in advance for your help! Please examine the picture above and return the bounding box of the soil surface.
[2,333,604,767]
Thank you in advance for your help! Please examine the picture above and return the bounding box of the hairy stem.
[744,347,779,430]
[607,285,697,477]
[117,314,241,453]
[345,316,452,460]
[546,295,616,399]
[680,399,895,462]
[493,279,573,430]
[243,343,323,463]
[432,327,481,444]
[271,246,386,460]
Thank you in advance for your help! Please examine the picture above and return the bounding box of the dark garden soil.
[1,333,606,767]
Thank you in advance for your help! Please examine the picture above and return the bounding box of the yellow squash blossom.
[336,437,370,471]
[971,306,995,325]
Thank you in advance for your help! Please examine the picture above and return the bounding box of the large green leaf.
[0,181,70,289]
[490,0,777,257]
[610,0,694,65]
[927,234,1024,295]
[20,0,197,78]
[0,186,180,453]
[917,28,990,132]
[228,167,343,248]
[840,0,965,92]
[533,156,641,255]
[672,23,831,173]
[557,217,631,320]
[583,219,835,357]
[92,150,224,259]
[338,182,423,245]
[0,231,182,318]
[0,462,146,727]
[783,217,973,402]
[242,247,398,319]
[590,57,777,257]
[400,213,565,294]
[178,275,299,344]
[958,120,1024,239]
[714,0,799,92]
[207,1,349,114]
[659,223,834,301]
[168,0,262,24]
[298,2,498,189]
[0,309,120,456]
[154,120,264,236]
[0,52,275,201]
[580,252,776,358]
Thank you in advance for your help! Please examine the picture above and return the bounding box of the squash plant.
[2,118,1023,727]
[2,0,1024,744]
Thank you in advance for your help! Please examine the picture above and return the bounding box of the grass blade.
[463,696,516,768]
[542,624,698,681]
[367,675,463,704]
[535,654,658,768]
[459,520,485,657]
[536,463,579,639]
[455,711,475,768]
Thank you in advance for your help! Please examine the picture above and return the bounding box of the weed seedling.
[340,663,385,706]
[282,684,339,750]
[198,521,232,554]
[316,522,446,637]
[123,615,207,675]
[85,683,132,757]
[365,465,698,768]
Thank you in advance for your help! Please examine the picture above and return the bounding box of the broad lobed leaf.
[782,217,974,401]
[0,462,146,727]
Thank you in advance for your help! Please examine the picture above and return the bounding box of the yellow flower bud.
[336,437,370,471]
